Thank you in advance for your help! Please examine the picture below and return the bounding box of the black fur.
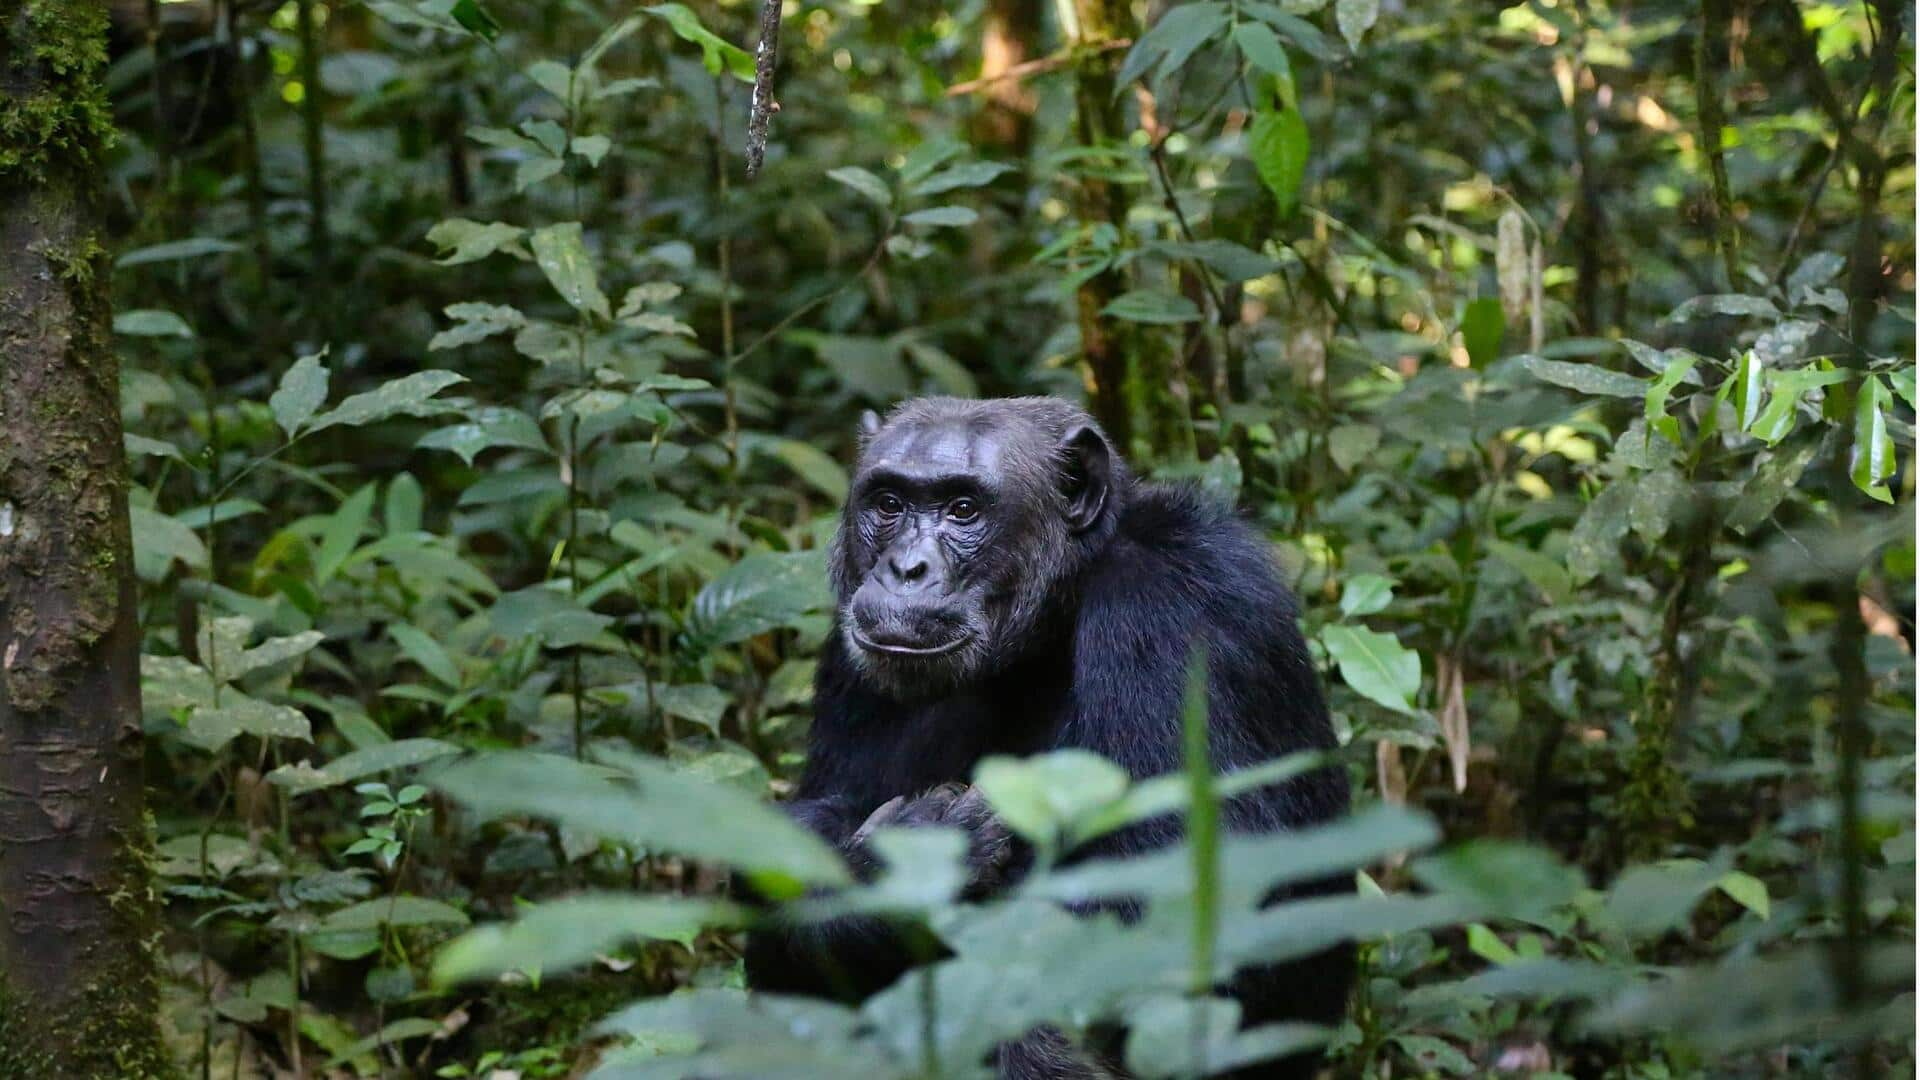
[746,398,1352,1079]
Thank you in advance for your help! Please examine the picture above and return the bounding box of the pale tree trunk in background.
[0,1,176,1075]
[1069,0,1188,461]
[971,0,1042,154]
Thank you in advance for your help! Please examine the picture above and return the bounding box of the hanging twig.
[944,39,1131,97]
[744,0,782,178]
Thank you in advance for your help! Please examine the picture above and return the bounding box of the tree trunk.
[0,2,176,1075]
[1069,0,1137,452]
[970,0,1041,154]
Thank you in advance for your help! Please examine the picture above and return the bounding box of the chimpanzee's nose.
[888,552,929,584]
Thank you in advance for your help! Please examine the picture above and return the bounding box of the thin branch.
[945,39,1130,97]
[745,0,783,178]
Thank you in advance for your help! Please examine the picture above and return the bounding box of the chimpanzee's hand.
[848,783,1015,897]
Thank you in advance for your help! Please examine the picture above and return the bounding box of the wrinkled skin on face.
[830,397,1121,699]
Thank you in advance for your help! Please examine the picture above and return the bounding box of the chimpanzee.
[745,397,1351,1079]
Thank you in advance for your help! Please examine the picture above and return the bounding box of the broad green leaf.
[1521,355,1648,398]
[1248,108,1309,218]
[908,161,1014,197]
[1465,923,1519,965]
[653,684,729,734]
[1461,297,1503,367]
[645,3,754,80]
[1666,294,1780,321]
[319,896,469,933]
[1726,441,1818,534]
[449,0,499,40]
[230,630,326,681]
[141,654,216,714]
[763,438,849,500]
[1103,289,1201,325]
[434,750,850,886]
[529,222,611,321]
[826,166,891,207]
[1327,424,1379,471]
[1643,353,1698,444]
[130,504,208,579]
[1850,374,1896,503]
[1749,365,1848,444]
[490,586,613,649]
[1338,573,1394,617]
[384,473,423,534]
[1335,0,1379,50]
[315,484,376,585]
[1717,871,1770,920]
[185,694,312,751]
[1604,858,1724,937]
[124,433,184,462]
[434,894,742,984]
[1232,22,1292,91]
[390,623,461,688]
[114,309,193,337]
[1319,625,1419,715]
[269,738,462,794]
[424,219,526,265]
[270,352,329,437]
[1118,3,1230,88]
[1410,840,1583,922]
[1153,239,1281,283]
[975,750,1132,851]
[1485,539,1572,605]
[901,205,979,228]
[417,405,549,465]
[688,550,832,646]
[308,370,466,433]
[1566,479,1634,584]
[115,237,239,267]
[1628,467,1687,543]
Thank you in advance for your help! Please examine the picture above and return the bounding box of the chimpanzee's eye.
[947,497,980,523]
[873,492,905,516]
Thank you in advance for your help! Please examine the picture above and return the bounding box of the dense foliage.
[88,0,1913,1075]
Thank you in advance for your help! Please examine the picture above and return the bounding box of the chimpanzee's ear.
[858,410,882,439]
[1057,425,1113,533]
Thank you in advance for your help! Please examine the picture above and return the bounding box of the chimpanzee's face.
[831,404,1114,699]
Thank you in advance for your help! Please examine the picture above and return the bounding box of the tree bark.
[0,1,176,1075]
[1069,0,1137,451]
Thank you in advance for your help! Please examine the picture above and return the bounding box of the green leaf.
[115,237,239,268]
[434,750,850,886]
[315,484,376,585]
[390,624,461,688]
[1748,365,1848,444]
[1248,108,1310,218]
[1643,353,1698,444]
[1319,625,1419,715]
[826,166,892,207]
[907,161,1015,197]
[268,738,462,794]
[1484,539,1572,605]
[1102,289,1201,325]
[653,684,729,734]
[434,894,741,984]
[902,205,979,228]
[425,219,526,265]
[1604,858,1723,937]
[1335,0,1380,50]
[270,352,330,438]
[688,551,832,646]
[130,504,208,579]
[1460,297,1503,367]
[1338,573,1394,617]
[763,438,849,500]
[489,586,613,649]
[1118,3,1229,88]
[1733,350,1764,432]
[529,222,611,321]
[1717,871,1770,920]
[113,309,194,338]
[308,370,466,433]
[1465,922,1518,965]
[448,0,499,40]
[1520,355,1648,398]
[1153,239,1281,283]
[1566,479,1634,584]
[1666,294,1780,322]
[185,694,313,751]
[320,896,469,933]
[975,750,1132,851]
[1850,374,1896,503]
[1232,22,1291,88]
[417,405,549,465]
[1410,840,1583,922]
[1726,441,1818,534]
[1327,424,1379,471]
[645,3,754,80]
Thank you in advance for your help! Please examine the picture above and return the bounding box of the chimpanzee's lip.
[850,627,973,657]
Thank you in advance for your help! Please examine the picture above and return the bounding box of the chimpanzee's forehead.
[864,415,1031,482]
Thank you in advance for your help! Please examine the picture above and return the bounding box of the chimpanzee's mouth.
[849,627,974,657]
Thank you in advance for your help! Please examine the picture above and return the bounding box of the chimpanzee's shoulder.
[1110,482,1294,604]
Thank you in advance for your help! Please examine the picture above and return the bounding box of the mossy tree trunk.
[1069,0,1190,462]
[0,2,176,1076]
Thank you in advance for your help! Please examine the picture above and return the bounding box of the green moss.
[0,0,116,185]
